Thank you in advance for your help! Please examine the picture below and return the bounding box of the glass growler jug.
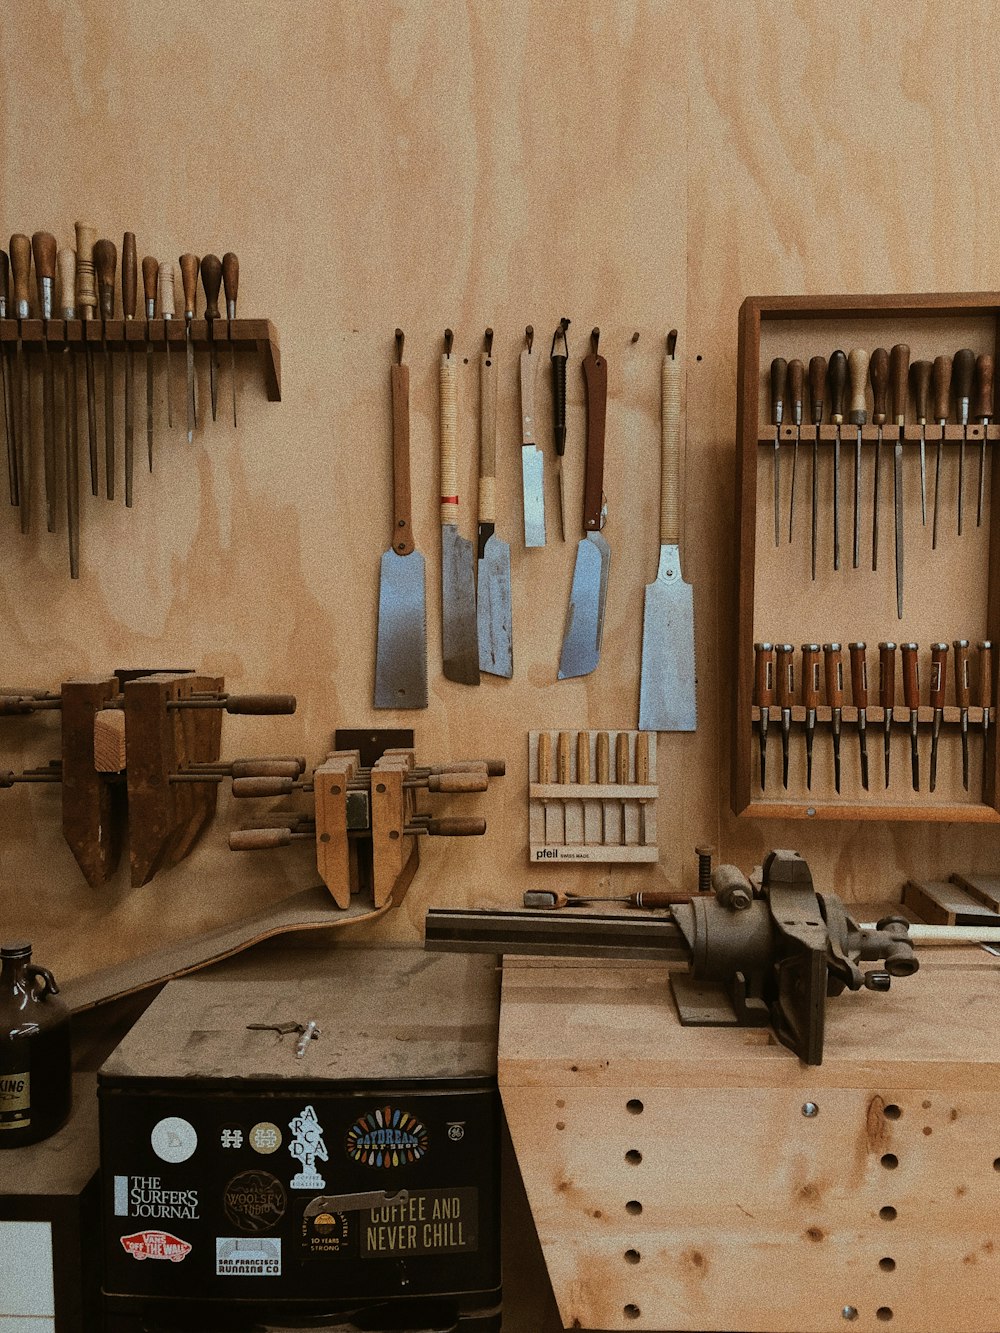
[0,940,72,1147]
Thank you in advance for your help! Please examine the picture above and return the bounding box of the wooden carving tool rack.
[528,730,658,863]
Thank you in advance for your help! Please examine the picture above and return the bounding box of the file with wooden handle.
[94,238,117,500]
[0,249,15,506]
[57,247,79,578]
[477,328,512,677]
[179,253,199,443]
[9,233,31,531]
[31,232,57,532]
[142,256,157,471]
[122,232,137,507]
[74,221,99,495]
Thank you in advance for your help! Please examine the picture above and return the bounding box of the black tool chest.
[98,947,501,1331]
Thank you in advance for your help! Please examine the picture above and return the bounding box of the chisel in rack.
[869,347,888,571]
[802,643,821,790]
[786,358,803,542]
[75,221,99,495]
[775,643,794,789]
[769,357,786,546]
[931,354,951,549]
[9,234,31,530]
[141,257,158,471]
[929,642,947,793]
[31,232,57,532]
[615,731,629,844]
[847,348,869,569]
[879,640,896,789]
[93,239,117,500]
[200,253,222,423]
[890,343,909,619]
[57,247,79,578]
[901,642,920,791]
[576,731,590,844]
[828,351,847,571]
[753,641,773,789]
[954,638,970,791]
[824,642,843,793]
[179,254,199,442]
[849,641,869,790]
[953,348,975,536]
[158,261,175,430]
[0,249,15,505]
[122,232,137,507]
[974,352,993,527]
[979,640,992,776]
[595,731,610,842]
[911,358,931,526]
[223,253,239,427]
[808,356,825,580]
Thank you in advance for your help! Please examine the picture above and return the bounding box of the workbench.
[499,945,1000,1333]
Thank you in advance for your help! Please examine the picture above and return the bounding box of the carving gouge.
[158,260,175,429]
[890,343,909,619]
[122,232,137,507]
[786,358,803,542]
[439,329,479,685]
[974,353,993,527]
[869,348,889,571]
[849,641,869,790]
[31,233,57,532]
[775,643,794,789]
[824,642,843,793]
[953,348,975,536]
[901,642,920,791]
[769,357,786,546]
[550,318,569,541]
[141,257,157,471]
[74,222,99,495]
[9,234,31,531]
[753,641,773,789]
[954,638,970,791]
[929,642,948,792]
[537,732,557,843]
[223,252,239,427]
[57,248,79,578]
[179,253,199,442]
[93,239,117,499]
[615,731,630,844]
[979,640,992,780]
[911,358,931,526]
[523,889,686,910]
[879,641,896,789]
[595,730,609,842]
[808,355,825,580]
[577,732,591,844]
[847,348,869,569]
[0,249,16,505]
[931,353,951,549]
[802,643,821,789]
[520,325,545,546]
[828,350,847,571]
[200,253,222,424]
[477,327,513,677]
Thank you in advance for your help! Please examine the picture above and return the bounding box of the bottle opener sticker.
[151,1116,198,1164]
[216,1236,281,1276]
[288,1104,327,1190]
[120,1230,192,1263]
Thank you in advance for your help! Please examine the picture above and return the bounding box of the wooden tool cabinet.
[734,293,1000,822]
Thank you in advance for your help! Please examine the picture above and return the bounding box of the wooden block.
[60,678,122,887]
[903,879,1000,926]
[92,707,126,773]
[951,873,1000,913]
[371,751,417,908]
[312,750,356,908]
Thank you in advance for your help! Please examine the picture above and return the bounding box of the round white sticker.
[151,1116,198,1164]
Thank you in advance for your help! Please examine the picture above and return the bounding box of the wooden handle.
[979,641,993,711]
[801,644,821,710]
[229,828,291,850]
[615,731,630,784]
[222,252,239,317]
[661,344,682,545]
[439,339,459,526]
[57,248,76,318]
[479,335,498,523]
[953,348,975,422]
[953,639,971,709]
[390,352,413,554]
[421,816,487,837]
[158,260,175,318]
[786,358,804,421]
[582,343,608,532]
[974,354,994,420]
[775,644,795,708]
[847,348,869,425]
[900,643,920,710]
[121,232,137,319]
[141,256,158,310]
[889,344,909,425]
[537,732,552,783]
[595,731,610,783]
[230,759,302,780]
[224,693,296,715]
[425,771,489,793]
[635,732,650,785]
[576,731,590,785]
[808,355,826,424]
[769,357,787,426]
[932,354,952,422]
[519,343,537,444]
[200,253,222,319]
[930,643,948,709]
[93,239,116,318]
[827,349,847,423]
[0,250,8,310]
[848,642,868,709]
[878,641,897,710]
[911,360,932,424]
[9,234,31,313]
[74,222,97,318]
[633,890,689,908]
[557,731,572,784]
[753,642,773,708]
[232,776,296,798]
[823,643,843,709]
[30,231,56,285]
[179,253,199,317]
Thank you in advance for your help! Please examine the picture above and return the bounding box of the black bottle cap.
[0,941,31,958]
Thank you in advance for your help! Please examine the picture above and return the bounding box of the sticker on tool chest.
[223,1170,286,1233]
[249,1120,282,1154]
[300,1203,352,1257]
[114,1175,199,1220]
[150,1116,197,1164]
[216,1236,281,1276]
[360,1188,478,1258]
[346,1105,429,1168]
[120,1230,192,1263]
[288,1104,327,1189]
[0,1071,30,1129]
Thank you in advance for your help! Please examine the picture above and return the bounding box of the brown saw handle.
[232,776,296,798]
[911,360,932,424]
[229,827,292,850]
[953,639,971,709]
[661,341,682,545]
[849,641,868,709]
[581,334,607,532]
[93,239,117,319]
[930,643,948,709]
[879,641,897,710]
[869,347,889,424]
[390,335,414,554]
[889,344,909,425]
[425,771,489,794]
[122,232,137,320]
[823,643,843,709]
[225,694,297,715]
[479,332,498,524]
[753,642,773,709]
[419,817,487,836]
[900,643,920,712]
[179,254,199,319]
[200,253,222,320]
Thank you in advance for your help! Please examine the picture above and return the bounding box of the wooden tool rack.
[734,292,1000,822]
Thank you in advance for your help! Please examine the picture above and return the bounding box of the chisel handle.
[978,641,993,713]
[753,642,774,708]
[31,232,56,317]
[0,248,9,315]
[953,348,975,424]
[479,331,498,524]
[9,235,31,316]
[911,360,932,424]
[615,731,630,784]
[879,641,897,710]
[828,350,847,423]
[786,358,803,424]
[74,222,97,319]
[200,253,222,320]
[557,731,572,784]
[179,253,199,319]
[595,730,610,783]
[222,252,239,319]
[93,240,117,319]
[974,354,994,421]
[847,349,869,425]
[900,643,920,712]
[823,643,843,709]
[775,644,795,709]
[869,347,889,425]
[635,732,650,785]
[122,232,137,319]
[537,732,552,783]
[581,333,607,533]
[889,344,910,426]
[142,256,158,316]
[390,335,413,554]
[57,248,75,319]
[229,827,293,850]
[661,335,682,544]
[808,356,826,424]
[576,731,590,784]
[802,644,821,710]
[769,357,786,427]
[158,261,175,318]
[439,332,459,526]
[930,643,948,709]
[954,639,971,708]
[932,354,952,423]
[849,642,868,708]
[232,776,296,798]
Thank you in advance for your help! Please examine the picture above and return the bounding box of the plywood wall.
[3,0,1000,984]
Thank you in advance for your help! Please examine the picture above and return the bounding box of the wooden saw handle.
[440,333,459,527]
[581,332,607,532]
[479,331,498,524]
[661,334,682,545]
[390,332,413,554]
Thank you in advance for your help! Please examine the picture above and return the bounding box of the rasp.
[374,329,427,709]
[559,328,610,680]
[57,247,80,578]
[158,260,175,430]
[122,231,137,508]
[179,253,199,443]
[141,256,158,471]
[9,233,31,531]
[439,329,479,685]
[31,232,57,532]
[477,328,512,677]
[639,329,696,731]
[890,343,909,618]
[93,238,117,500]
[953,347,975,536]
[520,325,545,547]
[74,221,99,495]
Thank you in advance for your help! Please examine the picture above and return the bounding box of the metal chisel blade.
[477,534,513,677]
[124,343,134,506]
[442,524,480,684]
[639,544,696,731]
[145,344,154,470]
[374,548,428,709]
[558,531,610,680]
[521,444,545,547]
[185,327,195,443]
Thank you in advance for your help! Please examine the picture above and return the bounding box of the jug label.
[0,1071,29,1130]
